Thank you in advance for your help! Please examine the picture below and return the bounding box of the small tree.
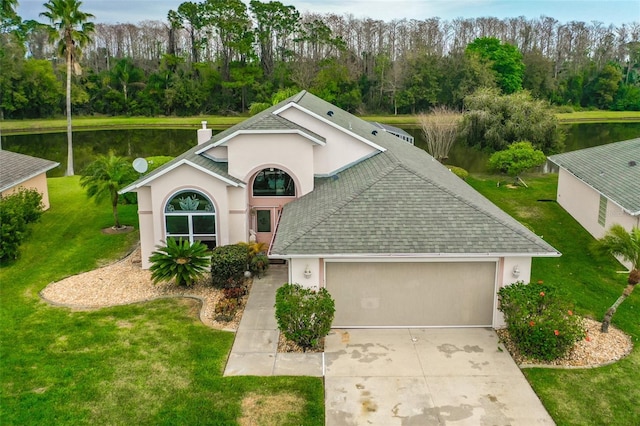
[488,141,547,186]
[275,283,335,351]
[592,225,640,332]
[80,152,137,229]
[149,238,211,286]
[418,106,462,162]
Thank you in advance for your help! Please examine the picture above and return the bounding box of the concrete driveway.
[324,328,554,425]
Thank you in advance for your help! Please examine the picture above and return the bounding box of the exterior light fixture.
[303,265,312,279]
[512,265,520,278]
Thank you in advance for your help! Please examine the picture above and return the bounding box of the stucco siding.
[278,107,378,176]
[557,168,638,239]
[225,133,315,196]
[557,168,605,238]
[1,173,52,210]
[139,164,234,268]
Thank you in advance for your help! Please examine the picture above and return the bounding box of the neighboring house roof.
[548,138,640,215]
[372,122,415,144]
[271,93,559,257]
[0,150,59,192]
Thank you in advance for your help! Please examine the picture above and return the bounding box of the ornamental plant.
[211,243,250,288]
[275,283,335,352]
[149,238,211,286]
[498,281,585,361]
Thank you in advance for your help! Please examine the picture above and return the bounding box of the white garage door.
[326,262,496,327]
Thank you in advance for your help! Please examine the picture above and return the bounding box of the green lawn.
[468,174,639,426]
[3,174,638,425]
[0,177,324,425]
[2,110,638,135]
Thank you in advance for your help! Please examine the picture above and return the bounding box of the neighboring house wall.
[557,168,639,239]
[1,173,52,210]
[278,107,379,175]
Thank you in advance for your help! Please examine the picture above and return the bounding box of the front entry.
[254,208,276,245]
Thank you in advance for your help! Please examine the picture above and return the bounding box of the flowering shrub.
[214,298,239,322]
[498,281,585,361]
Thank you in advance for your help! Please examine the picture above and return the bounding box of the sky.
[16,0,640,26]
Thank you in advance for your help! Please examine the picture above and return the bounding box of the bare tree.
[418,106,462,162]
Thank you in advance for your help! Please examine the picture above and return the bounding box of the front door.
[255,208,274,245]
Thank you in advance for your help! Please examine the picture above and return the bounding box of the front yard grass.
[0,177,324,425]
[469,173,639,426]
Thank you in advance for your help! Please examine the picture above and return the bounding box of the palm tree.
[80,152,137,229]
[593,225,640,332]
[40,0,94,176]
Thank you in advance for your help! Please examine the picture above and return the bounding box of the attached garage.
[325,261,497,328]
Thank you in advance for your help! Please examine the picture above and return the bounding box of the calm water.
[2,123,639,176]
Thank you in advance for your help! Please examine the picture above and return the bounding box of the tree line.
[2,0,639,120]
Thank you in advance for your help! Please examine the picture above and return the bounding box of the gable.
[549,138,640,215]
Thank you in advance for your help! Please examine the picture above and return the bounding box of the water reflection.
[2,123,639,176]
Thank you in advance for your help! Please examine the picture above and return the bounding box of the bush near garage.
[498,281,585,361]
[275,283,335,352]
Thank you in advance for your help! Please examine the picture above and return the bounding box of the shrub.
[250,253,270,278]
[275,283,335,351]
[211,244,249,288]
[447,165,469,180]
[223,286,246,300]
[149,238,211,286]
[0,188,44,261]
[214,298,239,322]
[498,281,585,361]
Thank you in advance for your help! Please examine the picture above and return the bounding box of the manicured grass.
[556,110,640,123]
[3,110,637,135]
[0,116,246,134]
[0,177,324,425]
[468,174,639,426]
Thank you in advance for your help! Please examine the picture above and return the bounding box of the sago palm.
[149,238,211,286]
[592,225,640,332]
[80,152,137,228]
[40,0,94,176]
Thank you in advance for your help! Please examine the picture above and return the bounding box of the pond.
[2,123,639,176]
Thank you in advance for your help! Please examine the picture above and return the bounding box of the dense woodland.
[1,0,639,119]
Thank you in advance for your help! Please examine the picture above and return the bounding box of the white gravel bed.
[40,246,241,330]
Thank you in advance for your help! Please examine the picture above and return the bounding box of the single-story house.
[548,138,640,240]
[121,91,559,328]
[0,150,59,210]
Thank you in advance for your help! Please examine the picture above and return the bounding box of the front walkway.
[223,264,323,376]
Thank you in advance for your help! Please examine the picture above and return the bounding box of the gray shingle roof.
[0,150,59,192]
[271,92,559,257]
[548,138,640,215]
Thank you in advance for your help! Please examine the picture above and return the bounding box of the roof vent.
[327,110,334,117]
[372,130,378,136]
[629,160,637,167]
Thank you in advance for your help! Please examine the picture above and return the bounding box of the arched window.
[252,168,296,196]
[164,190,216,248]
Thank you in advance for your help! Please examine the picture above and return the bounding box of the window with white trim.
[165,190,216,248]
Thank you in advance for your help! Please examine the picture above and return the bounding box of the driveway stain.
[428,403,474,422]
[469,360,490,370]
[437,343,484,358]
